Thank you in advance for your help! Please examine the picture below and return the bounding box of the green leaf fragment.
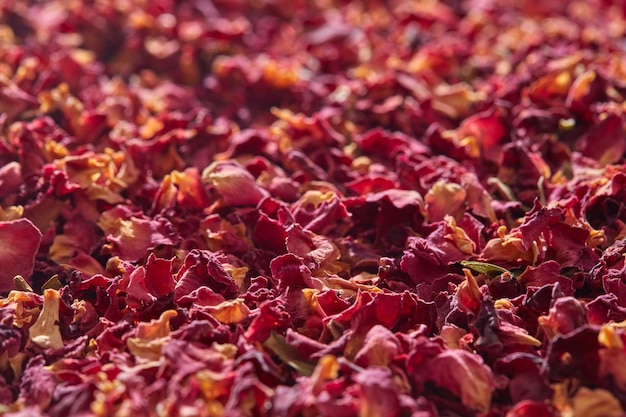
[13,275,33,292]
[459,260,511,277]
[263,332,316,376]
[41,274,62,290]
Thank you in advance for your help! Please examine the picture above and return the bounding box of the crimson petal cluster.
[2,0,626,416]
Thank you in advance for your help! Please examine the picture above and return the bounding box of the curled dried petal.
[28,289,63,350]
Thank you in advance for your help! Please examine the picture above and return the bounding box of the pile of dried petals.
[2,0,626,416]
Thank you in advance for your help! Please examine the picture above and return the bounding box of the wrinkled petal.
[0,218,42,293]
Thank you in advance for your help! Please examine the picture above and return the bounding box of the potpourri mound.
[1,0,626,416]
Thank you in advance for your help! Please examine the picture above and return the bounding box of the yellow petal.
[599,325,625,350]
[425,181,466,222]
[127,310,177,361]
[28,289,64,349]
[572,387,624,417]
[207,299,251,324]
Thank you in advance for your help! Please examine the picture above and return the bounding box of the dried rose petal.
[28,289,63,350]
[202,161,269,207]
[0,218,42,293]
[127,309,178,361]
